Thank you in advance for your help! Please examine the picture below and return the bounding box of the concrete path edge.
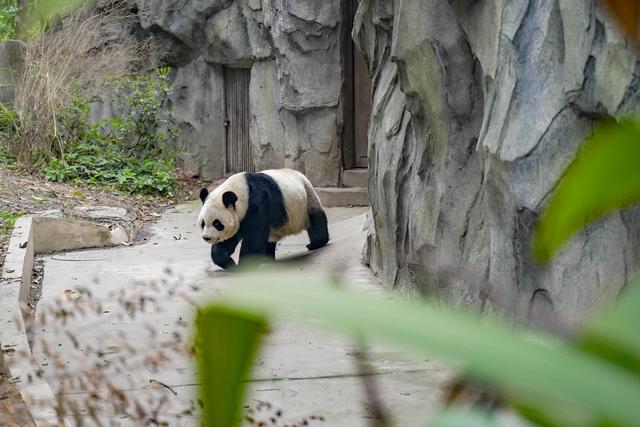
[1,215,130,426]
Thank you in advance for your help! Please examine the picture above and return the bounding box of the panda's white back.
[261,169,311,241]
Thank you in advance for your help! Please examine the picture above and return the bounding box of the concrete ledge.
[0,214,130,426]
[32,216,127,253]
[316,187,369,207]
[1,217,62,426]
[341,169,368,188]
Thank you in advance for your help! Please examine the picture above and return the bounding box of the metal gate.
[224,66,254,173]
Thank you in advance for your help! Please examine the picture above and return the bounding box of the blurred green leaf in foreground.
[196,273,640,427]
[534,118,640,262]
[195,306,265,427]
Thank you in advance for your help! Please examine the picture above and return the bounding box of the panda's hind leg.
[239,224,271,266]
[266,242,277,259]
[306,207,329,250]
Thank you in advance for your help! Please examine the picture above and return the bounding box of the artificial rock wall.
[359,0,640,327]
[133,0,344,186]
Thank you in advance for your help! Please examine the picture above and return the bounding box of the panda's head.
[197,187,240,244]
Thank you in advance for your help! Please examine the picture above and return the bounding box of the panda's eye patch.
[200,220,204,229]
[212,219,224,231]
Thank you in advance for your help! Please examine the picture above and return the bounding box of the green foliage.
[580,282,640,377]
[195,306,265,427]
[429,409,500,427]
[30,0,85,27]
[0,103,19,168]
[0,209,23,234]
[0,0,18,40]
[198,274,640,427]
[0,142,17,167]
[533,118,640,262]
[41,139,175,194]
[39,69,177,194]
[104,67,175,157]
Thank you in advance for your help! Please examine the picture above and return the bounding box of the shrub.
[9,3,142,164]
[0,209,23,234]
[0,103,18,167]
[0,0,19,40]
[40,68,177,195]
[103,66,174,158]
[0,3,176,195]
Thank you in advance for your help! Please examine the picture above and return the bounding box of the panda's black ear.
[199,188,209,204]
[222,191,238,209]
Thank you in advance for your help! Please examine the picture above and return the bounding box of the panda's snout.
[203,236,212,242]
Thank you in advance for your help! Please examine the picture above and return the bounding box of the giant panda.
[197,168,329,270]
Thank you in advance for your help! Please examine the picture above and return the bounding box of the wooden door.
[225,66,254,174]
[343,0,372,169]
[353,45,371,168]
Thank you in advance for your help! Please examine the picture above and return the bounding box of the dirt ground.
[0,165,208,265]
[0,165,208,423]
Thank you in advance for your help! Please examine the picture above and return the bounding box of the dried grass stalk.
[11,3,145,164]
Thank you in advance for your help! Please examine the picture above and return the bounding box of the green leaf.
[195,305,266,427]
[213,273,640,426]
[534,118,640,262]
[429,409,501,427]
[580,282,640,376]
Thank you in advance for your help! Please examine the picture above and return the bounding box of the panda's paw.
[213,259,237,271]
[306,241,328,251]
[221,266,239,273]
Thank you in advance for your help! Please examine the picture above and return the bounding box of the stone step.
[316,187,368,207]
[341,168,368,188]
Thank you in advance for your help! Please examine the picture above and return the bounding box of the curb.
[0,214,132,426]
[1,216,61,426]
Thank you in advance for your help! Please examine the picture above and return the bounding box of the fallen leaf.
[64,289,81,300]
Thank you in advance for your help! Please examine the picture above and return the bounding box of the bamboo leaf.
[580,282,640,376]
[534,118,640,262]
[212,273,640,426]
[429,409,501,427]
[195,306,266,427]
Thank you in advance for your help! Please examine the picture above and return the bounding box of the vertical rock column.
[360,0,640,327]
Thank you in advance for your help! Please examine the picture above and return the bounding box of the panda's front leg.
[210,235,240,270]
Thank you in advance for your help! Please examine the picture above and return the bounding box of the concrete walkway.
[31,204,450,426]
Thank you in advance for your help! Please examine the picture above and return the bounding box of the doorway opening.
[343,0,372,170]
[224,66,254,174]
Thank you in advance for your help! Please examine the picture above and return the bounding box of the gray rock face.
[170,57,226,179]
[132,0,343,185]
[360,0,640,327]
